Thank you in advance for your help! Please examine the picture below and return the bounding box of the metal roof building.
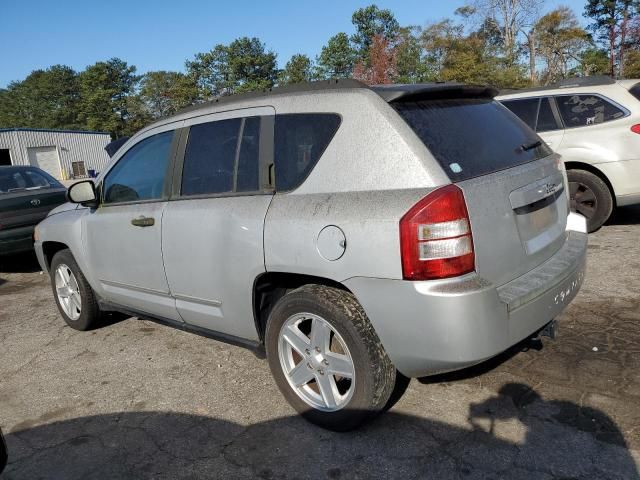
[0,128,112,180]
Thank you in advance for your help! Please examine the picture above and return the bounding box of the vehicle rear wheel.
[265,284,396,431]
[50,249,101,331]
[567,169,613,233]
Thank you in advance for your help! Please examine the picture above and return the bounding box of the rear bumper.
[344,217,588,378]
[0,225,35,255]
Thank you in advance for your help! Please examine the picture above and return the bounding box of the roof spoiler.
[104,136,130,157]
[371,83,499,103]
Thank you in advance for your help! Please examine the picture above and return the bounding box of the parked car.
[34,80,587,431]
[0,166,67,255]
[498,76,640,231]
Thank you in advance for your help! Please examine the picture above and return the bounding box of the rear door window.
[536,98,560,132]
[501,98,539,130]
[181,119,241,196]
[555,94,626,128]
[274,114,341,192]
[393,99,552,182]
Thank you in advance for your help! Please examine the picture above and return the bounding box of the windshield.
[0,168,63,194]
[392,98,552,182]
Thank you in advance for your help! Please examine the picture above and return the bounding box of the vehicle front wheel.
[50,249,101,331]
[265,284,396,431]
[567,169,613,232]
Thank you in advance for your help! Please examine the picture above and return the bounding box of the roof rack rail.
[555,75,615,88]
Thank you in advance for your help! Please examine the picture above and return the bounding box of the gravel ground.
[0,206,639,479]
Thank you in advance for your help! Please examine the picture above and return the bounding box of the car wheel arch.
[563,161,617,207]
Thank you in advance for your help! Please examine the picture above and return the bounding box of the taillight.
[631,124,640,134]
[400,185,475,280]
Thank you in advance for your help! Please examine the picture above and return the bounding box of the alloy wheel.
[55,264,82,321]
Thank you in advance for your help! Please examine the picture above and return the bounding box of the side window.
[103,131,174,204]
[181,119,241,196]
[555,94,626,128]
[630,83,640,101]
[502,99,539,130]
[274,113,341,192]
[24,169,52,187]
[236,117,261,192]
[536,98,560,132]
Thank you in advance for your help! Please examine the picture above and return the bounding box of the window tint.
[536,98,559,132]
[182,119,241,196]
[0,171,27,193]
[24,169,53,187]
[236,117,261,192]
[274,114,341,191]
[104,131,174,204]
[555,94,626,128]
[502,98,539,129]
[393,99,552,182]
[629,83,640,102]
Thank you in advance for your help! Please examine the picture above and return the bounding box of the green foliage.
[316,33,357,79]
[624,49,640,76]
[77,58,140,138]
[395,27,432,83]
[351,4,400,59]
[186,37,277,98]
[0,65,80,129]
[139,71,198,118]
[573,47,611,75]
[278,54,313,85]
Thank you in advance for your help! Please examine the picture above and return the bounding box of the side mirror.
[67,180,98,207]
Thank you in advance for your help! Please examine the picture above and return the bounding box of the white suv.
[498,77,640,231]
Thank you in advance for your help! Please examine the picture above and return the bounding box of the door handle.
[131,216,155,227]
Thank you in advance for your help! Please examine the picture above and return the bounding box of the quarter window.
[103,131,174,204]
[555,94,626,128]
[274,114,341,192]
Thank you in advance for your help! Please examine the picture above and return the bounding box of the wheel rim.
[55,264,81,321]
[278,313,355,412]
[569,181,598,220]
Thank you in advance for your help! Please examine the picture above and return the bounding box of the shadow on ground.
[2,383,637,479]
[606,205,640,226]
[0,251,41,275]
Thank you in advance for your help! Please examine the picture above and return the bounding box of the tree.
[139,71,198,119]
[316,33,357,79]
[395,26,432,83]
[77,58,140,138]
[351,4,400,60]
[584,0,640,77]
[535,8,591,84]
[0,65,80,130]
[278,54,313,85]
[186,37,277,98]
[576,47,612,75]
[466,0,545,66]
[353,34,397,84]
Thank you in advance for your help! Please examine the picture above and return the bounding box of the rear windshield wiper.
[521,140,542,152]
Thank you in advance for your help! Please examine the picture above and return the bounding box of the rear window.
[274,114,341,192]
[0,168,61,193]
[393,99,552,182]
[628,83,640,102]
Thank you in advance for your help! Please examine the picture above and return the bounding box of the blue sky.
[1,0,588,87]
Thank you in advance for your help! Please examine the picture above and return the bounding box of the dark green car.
[0,166,67,255]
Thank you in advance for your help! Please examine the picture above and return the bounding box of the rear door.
[501,97,565,149]
[161,107,275,340]
[84,128,180,320]
[393,97,569,286]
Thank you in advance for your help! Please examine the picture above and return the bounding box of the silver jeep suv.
[34,80,587,430]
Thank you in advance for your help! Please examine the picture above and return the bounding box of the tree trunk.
[619,7,629,78]
[528,29,536,84]
[609,25,616,78]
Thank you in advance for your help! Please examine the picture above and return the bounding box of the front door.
[162,109,274,340]
[84,129,181,321]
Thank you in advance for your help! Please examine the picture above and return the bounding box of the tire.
[50,249,101,331]
[567,169,613,232]
[265,284,396,431]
